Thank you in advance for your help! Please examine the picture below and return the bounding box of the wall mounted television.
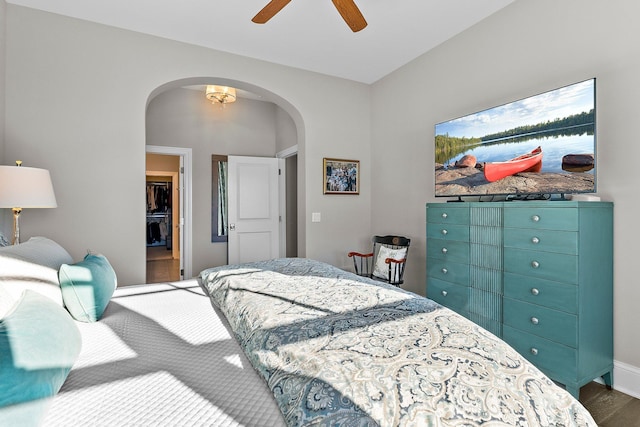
[435,78,595,200]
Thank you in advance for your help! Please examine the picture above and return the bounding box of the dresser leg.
[603,371,613,390]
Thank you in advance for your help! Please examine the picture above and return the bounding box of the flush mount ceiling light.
[205,85,237,105]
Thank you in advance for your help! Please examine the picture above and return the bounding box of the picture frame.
[323,158,359,195]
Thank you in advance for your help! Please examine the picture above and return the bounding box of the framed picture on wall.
[323,158,359,195]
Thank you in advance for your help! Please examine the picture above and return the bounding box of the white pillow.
[0,237,73,306]
[372,246,407,282]
[0,237,73,270]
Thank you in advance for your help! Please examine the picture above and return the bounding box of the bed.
[41,280,286,427]
[199,258,596,427]
[0,237,284,427]
[1,237,595,426]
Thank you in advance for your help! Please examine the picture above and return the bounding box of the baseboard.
[595,360,640,399]
[611,360,640,399]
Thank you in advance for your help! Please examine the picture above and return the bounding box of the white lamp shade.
[0,165,57,208]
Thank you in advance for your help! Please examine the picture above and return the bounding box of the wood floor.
[146,246,180,283]
[145,253,640,425]
[580,382,640,426]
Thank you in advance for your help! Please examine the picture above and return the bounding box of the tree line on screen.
[435,109,594,165]
[480,109,594,142]
[435,135,482,165]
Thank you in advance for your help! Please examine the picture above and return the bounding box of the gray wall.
[371,0,640,384]
[4,5,372,286]
[0,1,8,238]
[0,0,5,165]
[275,107,297,154]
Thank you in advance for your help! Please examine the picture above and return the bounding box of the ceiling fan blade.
[331,0,367,32]
[252,0,292,24]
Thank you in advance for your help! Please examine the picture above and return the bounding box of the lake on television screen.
[443,134,594,174]
[435,79,595,175]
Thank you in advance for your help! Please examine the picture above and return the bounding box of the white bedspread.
[43,280,285,427]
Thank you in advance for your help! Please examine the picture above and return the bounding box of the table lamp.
[0,161,57,245]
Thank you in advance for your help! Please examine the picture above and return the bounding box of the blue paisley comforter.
[199,258,595,427]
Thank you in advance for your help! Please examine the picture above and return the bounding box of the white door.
[227,156,280,264]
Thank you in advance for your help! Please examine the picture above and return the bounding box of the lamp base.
[12,207,21,245]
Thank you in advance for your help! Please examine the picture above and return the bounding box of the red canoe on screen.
[483,146,543,182]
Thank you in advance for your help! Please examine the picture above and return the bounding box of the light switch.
[312,212,321,223]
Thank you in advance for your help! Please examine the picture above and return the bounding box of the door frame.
[276,145,298,258]
[145,145,193,279]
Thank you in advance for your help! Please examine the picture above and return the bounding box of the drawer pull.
[441,268,448,274]
[532,215,540,222]
[442,213,448,219]
[531,317,539,325]
[441,290,448,297]
[531,237,540,244]
[530,348,539,356]
[441,247,448,254]
[531,261,540,268]
[441,229,448,235]
[531,288,540,296]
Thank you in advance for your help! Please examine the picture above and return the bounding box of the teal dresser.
[426,201,613,398]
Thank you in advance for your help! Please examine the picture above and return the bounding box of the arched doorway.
[145,78,305,278]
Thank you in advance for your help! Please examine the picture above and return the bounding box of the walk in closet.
[146,152,181,283]
[146,181,172,249]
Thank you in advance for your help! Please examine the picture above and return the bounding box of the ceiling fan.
[252,0,368,32]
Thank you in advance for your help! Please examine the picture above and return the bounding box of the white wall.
[371,0,640,390]
[4,5,371,285]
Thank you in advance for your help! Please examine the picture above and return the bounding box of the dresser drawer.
[427,223,469,242]
[427,278,469,313]
[427,259,469,286]
[503,298,577,347]
[504,273,577,314]
[427,238,469,263]
[503,228,578,255]
[427,205,469,225]
[504,207,578,231]
[503,325,577,382]
[504,248,577,284]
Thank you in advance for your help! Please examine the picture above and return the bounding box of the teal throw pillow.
[59,253,117,323]
[0,290,81,407]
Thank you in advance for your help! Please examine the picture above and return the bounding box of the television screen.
[435,79,595,199]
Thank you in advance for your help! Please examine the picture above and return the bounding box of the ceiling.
[7,0,515,84]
